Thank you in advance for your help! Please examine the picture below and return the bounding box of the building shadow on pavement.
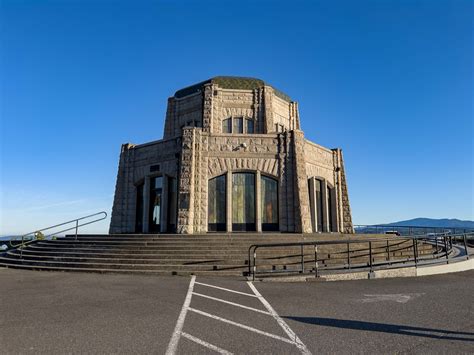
[284,316,474,342]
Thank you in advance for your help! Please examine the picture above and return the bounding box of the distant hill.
[384,218,474,229]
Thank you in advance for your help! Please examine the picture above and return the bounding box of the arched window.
[208,175,226,231]
[261,176,278,231]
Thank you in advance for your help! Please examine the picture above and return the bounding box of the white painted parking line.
[192,292,271,315]
[194,281,258,297]
[165,275,196,355]
[248,281,311,355]
[188,307,296,344]
[166,277,311,354]
[180,331,233,355]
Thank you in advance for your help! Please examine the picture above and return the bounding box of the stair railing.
[9,211,108,257]
[248,232,473,280]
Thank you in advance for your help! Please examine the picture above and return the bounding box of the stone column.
[226,171,232,232]
[339,150,354,233]
[202,83,213,133]
[333,149,344,233]
[263,86,274,133]
[277,132,289,232]
[289,101,300,131]
[291,130,312,233]
[256,171,262,232]
[177,128,195,234]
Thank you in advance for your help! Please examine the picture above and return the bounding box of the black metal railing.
[354,224,474,236]
[8,211,108,257]
[248,232,472,281]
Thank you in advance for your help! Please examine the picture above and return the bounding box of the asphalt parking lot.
[0,268,473,354]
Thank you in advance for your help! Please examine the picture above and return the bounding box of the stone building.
[110,77,353,234]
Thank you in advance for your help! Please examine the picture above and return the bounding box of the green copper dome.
[174,76,291,102]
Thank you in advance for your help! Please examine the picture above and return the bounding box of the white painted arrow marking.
[360,293,425,304]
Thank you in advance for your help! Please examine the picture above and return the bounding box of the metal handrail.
[9,211,108,256]
[354,224,474,235]
[248,232,473,280]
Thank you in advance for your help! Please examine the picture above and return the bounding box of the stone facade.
[110,76,354,234]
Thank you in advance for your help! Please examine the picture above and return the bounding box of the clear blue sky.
[1,0,472,235]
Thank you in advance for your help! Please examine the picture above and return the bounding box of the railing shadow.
[284,316,474,342]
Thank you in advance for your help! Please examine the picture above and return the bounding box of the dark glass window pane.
[327,186,333,232]
[135,183,144,233]
[167,177,177,232]
[208,175,226,231]
[222,118,232,133]
[149,176,163,232]
[316,179,323,232]
[246,119,254,134]
[234,117,243,134]
[232,173,255,231]
[261,176,278,231]
[154,176,163,189]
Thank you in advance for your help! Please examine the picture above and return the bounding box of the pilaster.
[263,86,274,133]
[177,128,195,233]
[339,150,354,233]
[202,83,213,133]
[291,130,312,233]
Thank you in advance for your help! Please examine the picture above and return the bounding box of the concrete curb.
[416,258,473,276]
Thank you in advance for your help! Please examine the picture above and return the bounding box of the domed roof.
[174,76,291,102]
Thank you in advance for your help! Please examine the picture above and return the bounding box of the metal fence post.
[314,245,319,277]
[253,249,257,281]
[413,238,418,266]
[444,236,449,264]
[369,241,373,272]
[300,245,304,273]
[463,234,469,260]
[75,220,79,240]
[347,242,351,269]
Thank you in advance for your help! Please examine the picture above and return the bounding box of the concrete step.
[1,233,439,276]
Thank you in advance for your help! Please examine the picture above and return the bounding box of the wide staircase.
[0,233,437,277]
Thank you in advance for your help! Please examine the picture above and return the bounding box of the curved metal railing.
[248,232,472,280]
[8,211,108,256]
[354,224,474,236]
